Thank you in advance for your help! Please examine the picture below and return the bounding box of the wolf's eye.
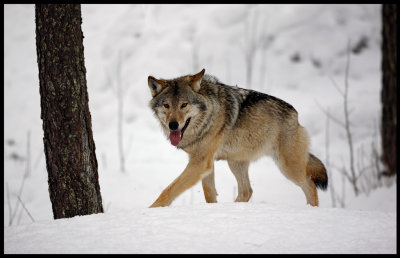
[163,103,170,109]
[180,103,188,109]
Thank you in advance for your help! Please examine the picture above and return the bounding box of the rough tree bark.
[35,4,103,219]
[381,4,397,177]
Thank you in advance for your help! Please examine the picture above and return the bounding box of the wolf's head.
[148,69,208,147]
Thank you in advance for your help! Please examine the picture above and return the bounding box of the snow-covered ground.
[4,4,396,254]
[4,203,396,254]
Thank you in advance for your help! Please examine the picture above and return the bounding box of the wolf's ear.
[148,76,166,97]
[189,68,205,92]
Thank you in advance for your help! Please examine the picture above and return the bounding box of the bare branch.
[339,166,352,183]
[315,101,346,128]
[327,75,345,97]
[343,39,358,195]
[335,192,346,208]
[16,195,35,223]
[11,158,29,222]
[25,131,31,178]
[341,168,346,208]
[356,165,374,181]
[348,107,356,116]
[10,131,33,225]
[324,108,337,208]
[17,206,24,226]
[6,182,13,226]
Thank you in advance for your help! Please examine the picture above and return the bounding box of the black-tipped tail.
[307,153,328,190]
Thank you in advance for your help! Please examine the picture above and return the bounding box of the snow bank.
[4,202,396,254]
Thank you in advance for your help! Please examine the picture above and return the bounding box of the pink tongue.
[169,130,181,146]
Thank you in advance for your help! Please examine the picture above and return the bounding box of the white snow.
[4,4,396,254]
[4,203,396,254]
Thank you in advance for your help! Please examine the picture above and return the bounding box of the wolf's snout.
[169,121,179,131]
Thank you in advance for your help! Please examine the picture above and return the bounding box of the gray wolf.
[147,69,327,207]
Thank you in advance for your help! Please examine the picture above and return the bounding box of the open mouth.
[169,117,191,146]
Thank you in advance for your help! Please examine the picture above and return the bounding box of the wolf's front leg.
[150,158,213,208]
[201,166,217,203]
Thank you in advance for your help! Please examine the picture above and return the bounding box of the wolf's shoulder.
[202,74,220,84]
[202,74,250,101]
[204,75,296,113]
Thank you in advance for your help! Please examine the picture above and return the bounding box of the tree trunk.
[35,4,103,219]
[381,4,397,177]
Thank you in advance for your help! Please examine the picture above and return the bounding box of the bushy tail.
[306,153,328,190]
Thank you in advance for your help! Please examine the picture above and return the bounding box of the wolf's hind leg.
[275,127,319,206]
[228,160,252,202]
[276,156,318,206]
[201,167,218,203]
[299,178,318,206]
